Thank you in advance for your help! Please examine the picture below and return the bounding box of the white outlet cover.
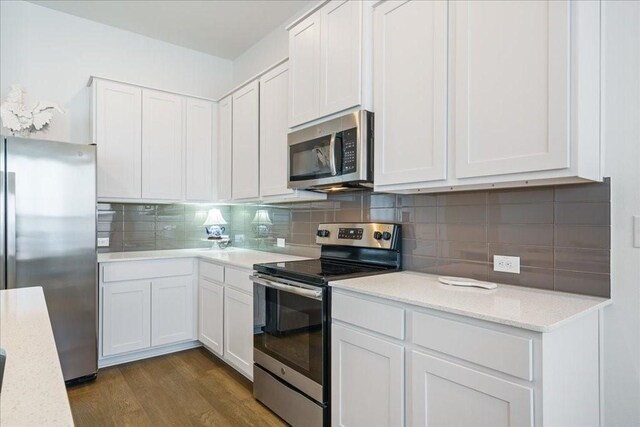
[493,255,520,274]
[235,234,245,244]
[277,238,286,248]
[97,237,110,247]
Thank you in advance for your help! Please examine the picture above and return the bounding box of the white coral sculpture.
[0,85,64,136]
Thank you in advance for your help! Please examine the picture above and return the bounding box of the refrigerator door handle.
[7,172,16,289]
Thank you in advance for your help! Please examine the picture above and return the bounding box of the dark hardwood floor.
[67,348,287,426]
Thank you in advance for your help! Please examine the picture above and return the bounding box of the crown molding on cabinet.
[87,75,217,103]
[215,57,289,101]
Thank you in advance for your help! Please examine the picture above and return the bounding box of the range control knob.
[317,229,330,238]
[373,231,383,240]
[382,231,392,241]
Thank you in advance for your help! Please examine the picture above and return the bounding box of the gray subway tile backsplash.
[97,179,610,298]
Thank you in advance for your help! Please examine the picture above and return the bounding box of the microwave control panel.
[342,128,357,173]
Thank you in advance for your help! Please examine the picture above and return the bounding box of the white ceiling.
[28,0,310,59]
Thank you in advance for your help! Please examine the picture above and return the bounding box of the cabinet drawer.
[102,258,194,283]
[199,261,224,283]
[225,267,253,294]
[411,312,533,381]
[332,292,405,339]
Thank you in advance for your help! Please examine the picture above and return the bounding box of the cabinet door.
[185,98,214,202]
[142,89,184,200]
[288,12,321,127]
[102,280,151,356]
[198,278,224,356]
[332,324,404,426]
[453,0,570,178]
[217,96,233,201]
[94,80,142,199]
[151,276,195,346]
[260,62,293,198]
[410,351,533,427]
[373,0,448,187]
[319,0,362,117]
[231,81,260,200]
[224,287,253,378]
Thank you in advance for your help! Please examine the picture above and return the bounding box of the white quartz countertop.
[330,271,611,332]
[97,247,310,270]
[0,287,74,426]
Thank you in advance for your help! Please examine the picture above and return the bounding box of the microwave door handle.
[329,132,338,176]
[251,275,323,300]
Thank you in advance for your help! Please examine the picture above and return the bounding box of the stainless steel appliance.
[252,222,402,426]
[287,110,374,191]
[1,136,97,384]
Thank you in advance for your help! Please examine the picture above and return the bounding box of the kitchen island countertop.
[0,287,74,426]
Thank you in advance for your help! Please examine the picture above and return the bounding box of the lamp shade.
[203,208,227,226]
[251,209,272,225]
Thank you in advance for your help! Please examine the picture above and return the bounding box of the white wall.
[232,1,315,86]
[602,1,640,426]
[0,0,233,143]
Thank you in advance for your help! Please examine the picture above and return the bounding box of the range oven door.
[252,274,327,404]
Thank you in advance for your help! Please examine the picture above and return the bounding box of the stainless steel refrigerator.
[1,136,97,383]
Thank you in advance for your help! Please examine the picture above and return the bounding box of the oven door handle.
[251,275,323,300]
[329,132,338,176]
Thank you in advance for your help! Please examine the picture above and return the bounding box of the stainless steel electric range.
[251,222,402,427]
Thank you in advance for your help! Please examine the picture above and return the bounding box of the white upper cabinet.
[91,77,217,202]
[373,0,448,187]
[259,62,292,198]
[93,80,142,200]
[232,81,260,200]
[288,12,321,127]
[288,0,372,128]
[185,98,215,202]
[217,96,233,202]
[141,89,184,200]
[373,0,602,193]
[453,0,569,179]
[319,0,362,117]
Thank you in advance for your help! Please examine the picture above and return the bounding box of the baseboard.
[98,341,202,368]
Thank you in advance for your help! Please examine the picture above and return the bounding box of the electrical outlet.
[235,234,245,244]
[277,238,286,248]
[97,237,110,247]
[493,255,520,274]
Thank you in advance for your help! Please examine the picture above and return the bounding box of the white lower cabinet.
[410,350,533,427]
[198,278,224,356]
[332,289,601,427]
[100,259,197,362]
[331,324,404,427]
[223,286,253,379]
[102,280,151,357]
[151,276,195,347]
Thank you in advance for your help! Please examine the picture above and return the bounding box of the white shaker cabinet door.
[288,11,321,128]
[102,280,151,357]
[232,80,260,200]
[224,287,253,379]
[151,276,195,347]
[141,89,184,200]
[259,62,293,198]
[452,0,570,179]
[198,278,224,356]
[373,0,448,187]
[185,98,215,202]
[332,324,404,427]
[410,350,533,427]
[319,0,362,117]
[217,96,233,201]
[94,80,142,199]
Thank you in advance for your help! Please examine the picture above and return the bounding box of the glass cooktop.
[253,258,396,286]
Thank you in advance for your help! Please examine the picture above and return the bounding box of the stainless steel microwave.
[287,110,373,191]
